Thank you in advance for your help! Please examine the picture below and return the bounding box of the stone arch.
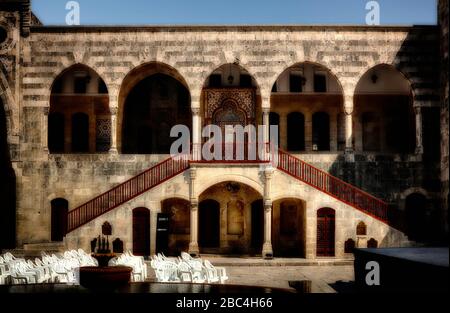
[356,221,367,236]
[117,61,192,153]
[49,63,110,153]
[196,174,263,197]
[353,63,415,153]
[400,187,429,201]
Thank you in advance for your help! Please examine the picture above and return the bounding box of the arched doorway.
[51,198,69,242]
[317,207,335,257]
[161,198,190,255]
[312,112,330,151]
[119,64,192,154]
[132,207,150,256]
[198,181,263,254]
[405,193,428,242]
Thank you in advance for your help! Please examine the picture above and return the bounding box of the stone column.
[344,95,354,154]
[192,107,201,161]
[109,107,118,154]
[42,107,49,153]
[262,167,274,259]
[414,106,424,154]
[188,167,199,256]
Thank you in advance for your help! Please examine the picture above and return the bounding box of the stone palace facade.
[1,0,448,259]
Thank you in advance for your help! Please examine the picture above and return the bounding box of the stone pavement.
[146,257,354,293]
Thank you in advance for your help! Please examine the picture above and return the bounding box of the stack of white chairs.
[0,249,98,286]
[149,252,228,284]
[108,250,148,282]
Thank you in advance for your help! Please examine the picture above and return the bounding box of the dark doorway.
[71,112,89,152]
[51,198,68,242]
[199,199,220,248]
[48,112,65,153]
[312,112,330,151]
[287,112,305,151]
[405,193,428,242]
[251,199,264,251]
[362,112,381,151]
[0,98,16,249]
[132,207,150,256]
[155,213,170,255]
[317,207,335,257]
[269,112,280,145]
[422,108,441,162]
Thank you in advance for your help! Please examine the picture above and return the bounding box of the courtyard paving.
[146,258,355,293]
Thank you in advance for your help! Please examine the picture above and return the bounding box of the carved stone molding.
[203,88,256,122]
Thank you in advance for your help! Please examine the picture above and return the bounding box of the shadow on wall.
[0,97,16,249]
[326,26,444,244]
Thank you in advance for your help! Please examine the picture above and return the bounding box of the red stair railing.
[277,149,388,223]
[67,154,190,233]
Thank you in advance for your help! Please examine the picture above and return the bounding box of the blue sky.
[32,0,437,25]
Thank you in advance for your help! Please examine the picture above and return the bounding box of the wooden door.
[317,208,335,257]
[132,207,150,256]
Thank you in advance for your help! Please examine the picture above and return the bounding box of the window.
[289,74,303,92]
[367,238,378,248]
[344,238,355,253]
[209,74,222,88]
[314,74,327,92]
[0,27,7,44]
[74,76,87,93]
[269,112,280,145]
[239,74,252,88]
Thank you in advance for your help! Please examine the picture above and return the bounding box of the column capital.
[414,106,422,115]
[110,107,118,115]
[262,107,270,114]
[192,107,200,116]
[264,200,272,211]
[190,201,199,210]
[43,107,50,115]
[264,167,275,180]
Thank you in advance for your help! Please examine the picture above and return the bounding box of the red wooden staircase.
[277,149,389,223]
[67,155,189,233]
[66,149,390,234]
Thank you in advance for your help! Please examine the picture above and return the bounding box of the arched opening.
[49,64,110,153]
[271,62,344,152]
[132,207,150,256]
[312,112,330,151]
[199,181,263,254]
[71,112,89,152]
[118,63,191,154]
[160,198,190,255]
[317,207,335,257]
[287,112,305,151]
[0,97,16,249]
[201,64,260,158]
[356,221,367,236]
[272,198,306,257]
[51,198,68,242]
[354,64,415,153]
[198,199,221,249]
[367,238,378,248]
[405,193,428,242]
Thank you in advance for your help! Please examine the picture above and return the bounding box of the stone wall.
[0,8,446,248]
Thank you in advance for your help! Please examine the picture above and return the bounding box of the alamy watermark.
[365,1,380,25]
[66,1,80,25]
